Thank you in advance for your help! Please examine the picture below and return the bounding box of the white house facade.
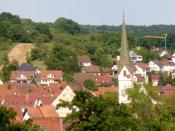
[149,61,160,72]
[118,66,134,103]
[52,86,75,117]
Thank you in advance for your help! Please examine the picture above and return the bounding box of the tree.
[0,106,42,131]
[45,43,80,73]
[0,106,16,130]
[93,48,112,67]
[58,91,138,130]
[30,48,41,61]
[127,84,162,130]
[54,18,82,35]
[1,60,18,82]
[83,79,98,91]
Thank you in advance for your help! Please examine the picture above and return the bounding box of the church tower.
[118,14,134,104]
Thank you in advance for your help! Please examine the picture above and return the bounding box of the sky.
[0,0,174,26]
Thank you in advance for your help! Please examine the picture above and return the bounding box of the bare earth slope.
[8,43,34,65]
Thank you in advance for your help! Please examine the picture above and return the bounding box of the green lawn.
[32,60,47,70]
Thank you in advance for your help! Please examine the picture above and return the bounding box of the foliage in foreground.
[58,91,138,131]
[58,85,175,131]
[0,106,42,131]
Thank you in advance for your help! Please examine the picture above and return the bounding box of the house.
[133,74,145,84]
[74,73,96,86]
[10,71,35,84]
[159,60,175,73]
[40,70,63,86]
[149,61,161,72]
[159,84,175,95]
[52,86,75,117]
[111,62,118,76]
[2,94,42,109]
[134,63,149,78]
[129,51,143,63]
[77,55,91,67]
[74,73,113,87]
[117,51,143,63]
[81,65,100,75]
[151,74,160,86]
[18,63,40,76]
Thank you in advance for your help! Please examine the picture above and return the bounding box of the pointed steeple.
[118,13,132,73]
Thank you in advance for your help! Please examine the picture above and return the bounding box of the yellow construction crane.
[144,34,168,51]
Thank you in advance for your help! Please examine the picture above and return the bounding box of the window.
[123,71,127,76]
[127,75,131,78]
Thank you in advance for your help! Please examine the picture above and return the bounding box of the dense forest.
[1,12,175,42]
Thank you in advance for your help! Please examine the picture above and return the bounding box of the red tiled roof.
[39,105,58,118]
[81,66,100,73]
[11,84,63,98]
[134,74,145,83]
[40,70,63,80]
[151,74,160,81]
[28,107,43,118]
[160,84,175,95]
[74,73,96,85]
[77,55,91,63]
[159,60,169,66]
[96,75,113,86]
[68,82,82,91]
[0,85,16,102]
[3,94,37,108]
[11,71,35,80]
[33,118,62,131]
[27,105,58,119]
[48,81,67,89]
[137,63,148,70]
[93,87,118,96]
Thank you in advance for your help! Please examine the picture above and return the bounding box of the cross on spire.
[123,9,125,20]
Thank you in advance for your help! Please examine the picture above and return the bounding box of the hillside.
[8,43,34,65]
[81,24,175,38]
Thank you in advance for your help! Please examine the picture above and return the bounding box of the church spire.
[118,13,132,73]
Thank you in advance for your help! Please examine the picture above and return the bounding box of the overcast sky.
[0,0,174,26]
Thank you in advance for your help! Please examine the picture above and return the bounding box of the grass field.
[32,60,47,70]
